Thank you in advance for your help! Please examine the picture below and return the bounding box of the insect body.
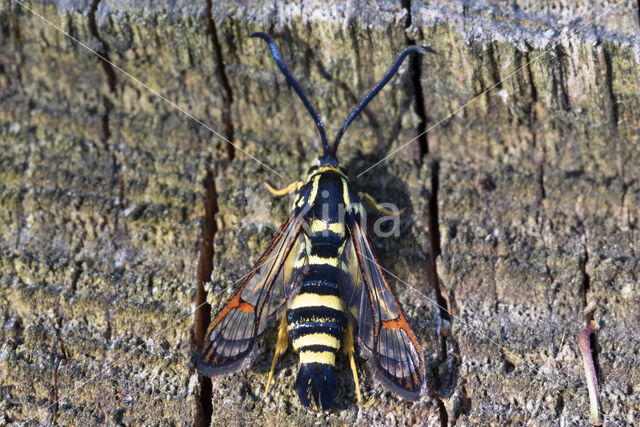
[196,32,426,410]
[286,167,353,409]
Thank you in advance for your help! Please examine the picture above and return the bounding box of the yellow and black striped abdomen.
[287,241,346,410]
[287,274,344,364]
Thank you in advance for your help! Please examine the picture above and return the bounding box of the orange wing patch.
[196,207,307,376]
[348,220,426,400]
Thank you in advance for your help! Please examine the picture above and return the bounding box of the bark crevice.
[402,2,449,425]
[207,0,235,163]
[193,167,218,427]
[402,0,428,163]
[524,47,545,202]
[88,0,116,93]
[88,0,122,221]
[601,44,628,220]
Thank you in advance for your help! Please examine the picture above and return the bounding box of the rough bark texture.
[0,0,638,425]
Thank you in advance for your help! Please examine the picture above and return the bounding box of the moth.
[196,32,426,410]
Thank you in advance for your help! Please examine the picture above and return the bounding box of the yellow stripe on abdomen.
[289,293,343,311]
[309,219,345,235]
[308,254,339,266]
[292,333,341,351]
[299,350,336,365]
[310,219,328,233]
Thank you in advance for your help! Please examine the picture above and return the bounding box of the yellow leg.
[264,314,289,397]
[264,181,303,197]
[343,321,362,404]
[359,192,405,216]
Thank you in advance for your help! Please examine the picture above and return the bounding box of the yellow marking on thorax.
[299,350,336,365]
[351,201,363,218]
[342,178,351,208]
[310,166,347,179]
[290,293,343,311]
[292,333,341,351]
[307,175,319,205]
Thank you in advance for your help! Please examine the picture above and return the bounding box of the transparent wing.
[196,208,307,376]
[345,220,426,400]
[337,237,362,324]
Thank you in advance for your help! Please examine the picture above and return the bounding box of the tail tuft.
[294,363,336,411]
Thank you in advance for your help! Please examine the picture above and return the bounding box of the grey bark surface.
[0,0,638,425]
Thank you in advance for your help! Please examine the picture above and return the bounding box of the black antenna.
[251,32,330,155]
[332,46,426,156]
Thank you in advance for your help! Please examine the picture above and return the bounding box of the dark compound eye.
[308,165,319,174]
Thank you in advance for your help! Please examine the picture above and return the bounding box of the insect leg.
[264,181,303,197]
[264,314,290,397]
[358,192,405,216]
[343,321,362,404]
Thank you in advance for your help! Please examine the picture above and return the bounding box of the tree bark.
[0,0,638,424]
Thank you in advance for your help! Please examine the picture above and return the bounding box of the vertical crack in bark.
[194,168,218,426]
[602,47,619,128]
[428,158,451,427]
[69,260,83,299]
[487,43,503,90]
[401,0,429,163]
[88,0,116,93]
[428,161,442,261]
[524,47,545,202]
[54,312,68,362]
[197,4,234,421]
[88,0,124,220]
[537,160,546,200]
[402,2,448,425]
[206,1,235,163]
[552,45,571,111]
[602,45,628,219]
[118,162,125,211]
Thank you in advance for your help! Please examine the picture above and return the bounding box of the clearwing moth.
[196,32,426,411]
